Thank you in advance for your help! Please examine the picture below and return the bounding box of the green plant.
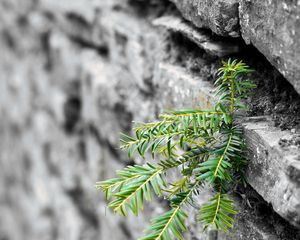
[96,59,256,239]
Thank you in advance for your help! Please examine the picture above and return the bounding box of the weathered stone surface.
[154,63,215,110]
[244,119,300,228]
[0,2,156,239]
[239,0,300,95]
[170,0,240,37]
[153,16,240,57]
[0,27,131,240]
[101,10,163,96]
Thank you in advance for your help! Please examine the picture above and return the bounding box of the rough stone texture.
[239,0,300,95]
[1,0,300,239]
[170,0,240,37]
[0,1,158,240]
[153,15,240,57]
[244,119,300,228]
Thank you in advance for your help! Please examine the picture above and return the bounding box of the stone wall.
[0,0,300,240]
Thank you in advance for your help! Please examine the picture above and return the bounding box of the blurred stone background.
[0,0,300,239]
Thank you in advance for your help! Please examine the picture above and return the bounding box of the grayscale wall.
[0,0,300,239]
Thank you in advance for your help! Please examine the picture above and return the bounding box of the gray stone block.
[170,0,240,37]
[244,119,300,228]
[239,0,300,95]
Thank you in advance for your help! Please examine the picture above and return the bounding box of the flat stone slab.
[243,118,300,228]
[170,0,240,37]
[153,15,240,57]
[157,63,300,228]
[239,0,300,95]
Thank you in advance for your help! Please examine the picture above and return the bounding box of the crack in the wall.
[63,96,82,134]
[65,12,90,29]
[40,31,53,71]
[66,187,100,228]
[70,35,109,58]
[87,124,121,160]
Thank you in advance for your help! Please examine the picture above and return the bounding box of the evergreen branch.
[121,131,184,149]
[215,59,256,112]
[121,110,225,158]
[198,192,237,232]
[120,122,186,158]
[213,133,233,177]
[104,163,165,216]
[133,120,173,131]
[162,110,229,133]
[96,59,256,237]
[95,175,140,200]
[164,177,189,197]
[196,128,243,182]
[162,109,224,118]
[159,146,209,170]
[230,76,235,114]
[140,182,200,240]
[196,139,231,182]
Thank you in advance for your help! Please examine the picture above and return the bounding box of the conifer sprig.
[140,182,200,240]
[96,59,256,238]
[198,192,237,232]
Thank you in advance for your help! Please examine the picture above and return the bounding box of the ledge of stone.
[153,15,240,57]
[157,63,300,229]
[243,119,300,228]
